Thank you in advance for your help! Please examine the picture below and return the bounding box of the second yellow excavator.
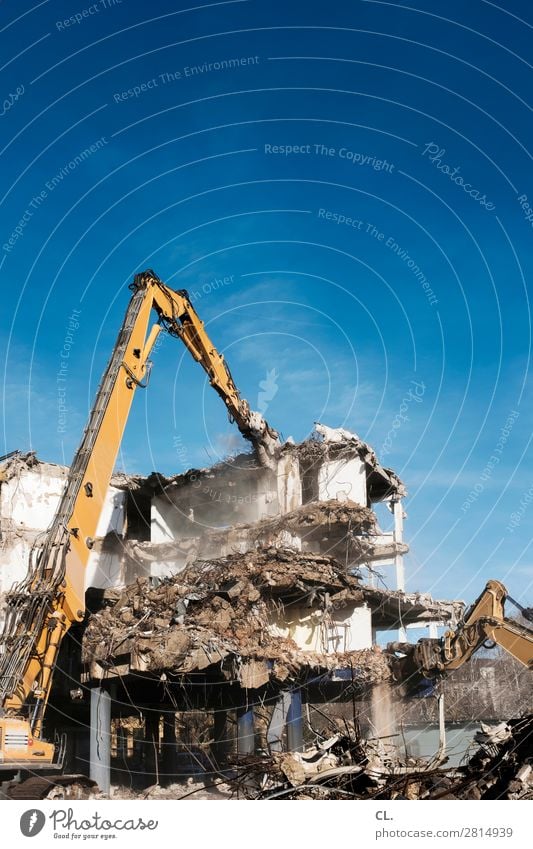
[390,579,533,690]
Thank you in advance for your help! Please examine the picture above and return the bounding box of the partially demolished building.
[0,429,497,796]
[0,428,463,789]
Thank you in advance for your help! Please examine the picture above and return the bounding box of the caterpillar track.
[5,774,98,800]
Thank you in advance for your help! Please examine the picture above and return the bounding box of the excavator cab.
[0,717,59,770]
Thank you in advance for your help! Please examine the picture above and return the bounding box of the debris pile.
[83,547,392,686]
[225,714,533,800]
[0,450,39,482]
[447,715,533,800]
[213,498,377,550]
[235,498,387,565]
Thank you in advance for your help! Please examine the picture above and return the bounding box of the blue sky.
[1,0,533,604]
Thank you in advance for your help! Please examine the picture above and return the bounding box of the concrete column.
[371,682,397,758]
[393,498,405,592]
[212,709,229,767]
[392,498,407,640]
[161,712,177,784]
[236,705,255,755]
[286,690,303,752]
[132,728,144,770]
[90,687,111,795]
[267,692,291,752]
[116,726,127,762]
[144,711,160,782]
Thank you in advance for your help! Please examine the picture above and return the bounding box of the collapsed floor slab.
[82,544,461,690]
[83,548,394,686]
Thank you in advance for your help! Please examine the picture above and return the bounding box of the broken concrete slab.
[82,547,395,684]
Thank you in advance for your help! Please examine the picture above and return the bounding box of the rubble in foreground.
[225,713,533,800]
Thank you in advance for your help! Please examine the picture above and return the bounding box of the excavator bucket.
[388,640,443,696]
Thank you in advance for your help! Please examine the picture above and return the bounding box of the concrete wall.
[276,452,302,514]
[0,463,127,592]
[269,602,372,653]
[329,603,373,651]
[1,464,67,530]
[317,456,367,505]
[151,468,280,544]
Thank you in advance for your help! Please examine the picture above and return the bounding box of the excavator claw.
[388,581,533,693]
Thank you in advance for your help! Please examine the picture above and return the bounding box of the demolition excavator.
[390,579,533,691]
[0,270,279,787]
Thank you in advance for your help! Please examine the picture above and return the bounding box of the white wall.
[86,549,124,590]
[269,602,372,653]
[1,465,66,530]
[150,468,280,544]
[0,464,127,592]
[94,487,126,537]
[317,456,367,505]
[150,495,180,544]
[0,537,33,592]
[328,603,372,651]
[277,453,302,514]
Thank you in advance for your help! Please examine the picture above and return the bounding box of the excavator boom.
[391,579,533,691]
[0,270,278,768]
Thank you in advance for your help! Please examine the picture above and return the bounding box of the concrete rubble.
[82,547,393,686]
[124,498,381,571]
[223,713,533,800]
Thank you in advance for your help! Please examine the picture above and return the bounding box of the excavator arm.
[390,580,533,690]
[146,272,279,465]
[0,270,278,766]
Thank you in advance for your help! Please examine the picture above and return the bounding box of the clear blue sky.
[1,0,532,604]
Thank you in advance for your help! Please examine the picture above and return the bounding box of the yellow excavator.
[390,579,533,690]
[0,270,279,782]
